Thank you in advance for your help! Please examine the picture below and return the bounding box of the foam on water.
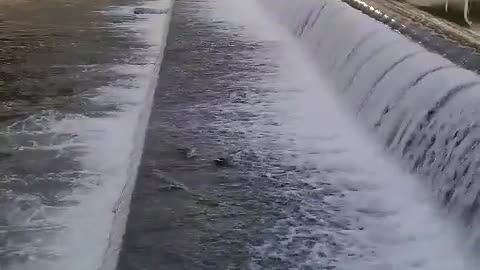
[1,1,172,269]
[56,2,173,270]
[204,0,475,268]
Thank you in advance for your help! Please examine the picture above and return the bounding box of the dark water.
[118,0,480,269]
[117,1,358,269]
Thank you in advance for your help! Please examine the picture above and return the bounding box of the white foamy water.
[203,0,475,269]
[2,1,172,270]
[55,2,173,270]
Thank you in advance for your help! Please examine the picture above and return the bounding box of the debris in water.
[213,157,230,167]
[178,147,197,159]
[152,170,189,192]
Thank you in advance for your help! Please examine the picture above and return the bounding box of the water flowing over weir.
[0,0,172,269]
[260,0,480,248]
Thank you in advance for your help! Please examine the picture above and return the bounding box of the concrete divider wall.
[260,0,480,239]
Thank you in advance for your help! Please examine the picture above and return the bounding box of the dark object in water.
[133,8,168,15]
[178,147,197,159]
[152,170,188,192]
[213,157,230,167]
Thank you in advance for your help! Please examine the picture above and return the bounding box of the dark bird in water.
[213,157,230,167]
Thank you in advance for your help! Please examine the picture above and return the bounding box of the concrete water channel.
[2,0,480,269]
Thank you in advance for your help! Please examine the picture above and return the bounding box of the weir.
[260,0,480,244]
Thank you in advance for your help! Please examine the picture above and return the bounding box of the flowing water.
[118,0,479,269]
[2,0,480,269]
[0,0,172,269]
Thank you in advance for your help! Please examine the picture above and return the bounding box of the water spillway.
[261,0,480,244]
[8,0,480,269]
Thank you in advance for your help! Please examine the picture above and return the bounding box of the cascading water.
[0,1,172,270]
[260,0,480,250]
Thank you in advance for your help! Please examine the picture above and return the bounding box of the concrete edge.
[341,0,480,73]
[97,1,175,270]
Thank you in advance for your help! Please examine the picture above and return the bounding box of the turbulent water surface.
[118,0,477,269]
[0,0,171,269]
[2,0,480,269]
